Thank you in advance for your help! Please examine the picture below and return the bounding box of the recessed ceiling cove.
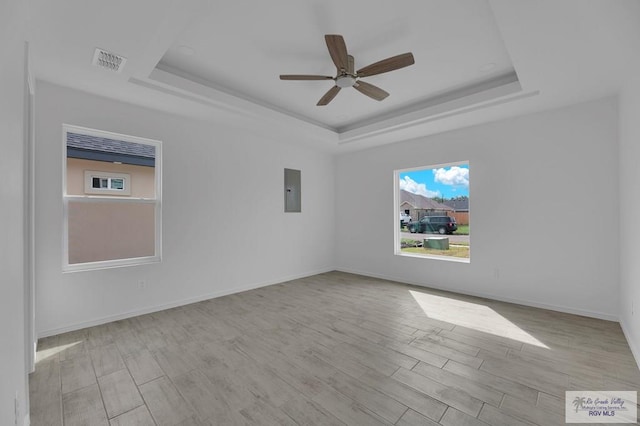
[156,0,519,131]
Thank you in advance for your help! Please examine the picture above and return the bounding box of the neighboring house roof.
[400,190,453,211]
[67,132,155,167]
[443,198,469,211]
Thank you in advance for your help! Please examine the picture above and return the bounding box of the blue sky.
[399,164,469,199]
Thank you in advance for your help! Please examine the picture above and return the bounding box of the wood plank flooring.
[30,271,640,425]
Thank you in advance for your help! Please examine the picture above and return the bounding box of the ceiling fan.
[280,34,415,106]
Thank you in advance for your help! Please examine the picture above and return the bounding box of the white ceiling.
[158,0,515,130]
[23,0,640,152]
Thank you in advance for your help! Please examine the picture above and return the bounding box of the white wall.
[0,2,29,425]
[619,76,640,366]
[35,82,335,336]
[336,97,620,320]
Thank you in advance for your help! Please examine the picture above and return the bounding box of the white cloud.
[433,166,469,187]
[400,176,440,198]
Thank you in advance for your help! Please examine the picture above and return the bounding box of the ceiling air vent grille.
[92,48,127,73]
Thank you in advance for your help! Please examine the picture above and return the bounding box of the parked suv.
[407,216,457,234]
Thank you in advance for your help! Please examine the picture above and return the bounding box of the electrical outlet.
[138,280,146,290]
[494,268,500,280]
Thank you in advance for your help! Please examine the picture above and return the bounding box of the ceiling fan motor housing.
[336,75,356,88]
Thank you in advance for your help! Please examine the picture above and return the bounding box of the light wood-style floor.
[30,271,640,426]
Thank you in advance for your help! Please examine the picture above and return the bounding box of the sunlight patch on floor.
[36,341,83,364]
[409,290,549,348]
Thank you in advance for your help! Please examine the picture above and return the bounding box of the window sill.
[395,251,470,263]
[63,256,161,273]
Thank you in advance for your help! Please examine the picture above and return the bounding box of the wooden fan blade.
[347,55,355,75]
[354,80,389,101]
[317,86,341,106]
[356,52,415,77]
[280,75,333,80]
[325,34,349,71]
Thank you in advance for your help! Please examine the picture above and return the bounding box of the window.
[394,161,469,262]
[63,124,162,271]
[84,171,131,195]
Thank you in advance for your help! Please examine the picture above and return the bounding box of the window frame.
[62,124,162,272]
[393,161,470,263]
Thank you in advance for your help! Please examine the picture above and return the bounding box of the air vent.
[92,48,126,73]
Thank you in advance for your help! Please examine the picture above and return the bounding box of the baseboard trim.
[620,319,640,371]
[336,267,619,322]
[37,267,334,338]
[38,266,621,337]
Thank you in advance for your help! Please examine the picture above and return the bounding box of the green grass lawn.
[401,245,469,258]
[454,225,469,235]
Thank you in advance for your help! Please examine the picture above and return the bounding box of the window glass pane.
[110,178,124,190]
[67,201,155,264]
[66,132,156,198]
[64,126,160,270]
[398,163,469,260]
